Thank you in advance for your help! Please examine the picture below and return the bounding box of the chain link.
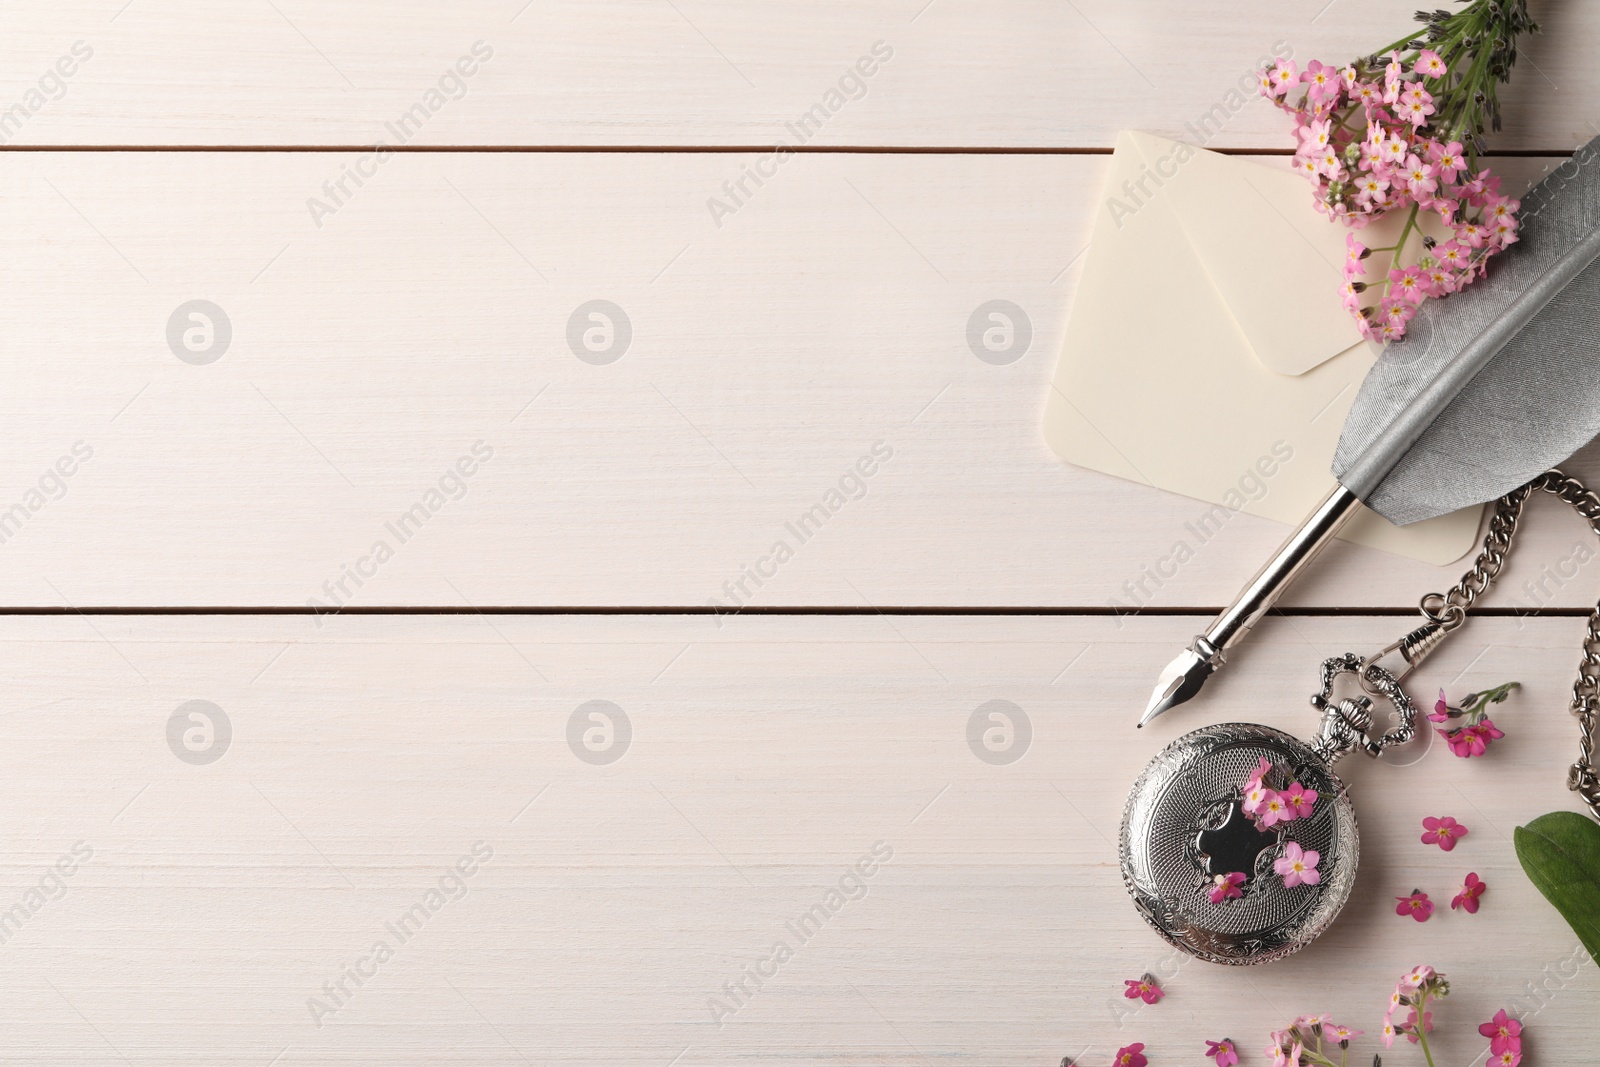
[1409,468,1600,820]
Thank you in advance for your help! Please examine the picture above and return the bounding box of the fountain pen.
[1138,484,1363,727]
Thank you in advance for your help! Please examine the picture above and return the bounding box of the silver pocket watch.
[1120,471,1600,966]
[1120,654,1410,965]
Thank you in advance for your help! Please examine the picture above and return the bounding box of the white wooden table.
[2,3,1597,1064]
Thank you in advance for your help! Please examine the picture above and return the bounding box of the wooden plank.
[1,149,1595,609]
[1,612,1594,1063]
[0,1,1592,150]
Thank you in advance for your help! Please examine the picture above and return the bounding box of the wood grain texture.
[2,613,1595,1064]
[4,4,1599,1062]
[2,150,1597,610]
[0,1,1592,150]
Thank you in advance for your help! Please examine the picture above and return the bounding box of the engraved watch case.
[1119,721,1358,966]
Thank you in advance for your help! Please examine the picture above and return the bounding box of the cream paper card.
[1043,130,1481,565]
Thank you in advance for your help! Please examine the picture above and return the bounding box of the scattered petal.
[1452,872,1487,913]
[1479,1009,1523,1057]
[1281,782,1319,819]
[1274,841,1322,888]
[1421,815,1468,851]
[1396,890,1434,922]
[1209,870,1247,904]
[1122,975,1163,1005]
[1205,1038,1240,1067]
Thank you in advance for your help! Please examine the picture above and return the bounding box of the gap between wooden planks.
[0,0,1590,150]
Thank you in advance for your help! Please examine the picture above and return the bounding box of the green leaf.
[1515,811,1600,963]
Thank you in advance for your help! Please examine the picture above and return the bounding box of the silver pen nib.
[1139,646,1215,727]
[1133,485,1361,729]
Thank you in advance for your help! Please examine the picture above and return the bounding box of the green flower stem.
[1448,680,1522,730]
[1464,680,1522,711]
[1381,203,1423,302]
[1297,1035,1342,1067]
[1415,989,1439,1067]
[1441,31,1497,165]
[1373,26,1429,60]
[1342,0,1536,177]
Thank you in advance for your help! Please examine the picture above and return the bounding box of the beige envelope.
[1043,130,1481,565]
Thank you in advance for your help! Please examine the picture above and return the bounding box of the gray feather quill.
[1142,134,1600,725]
[1333,133,1600,525]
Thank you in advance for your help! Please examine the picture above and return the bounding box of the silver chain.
[1396,469,1600,819]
